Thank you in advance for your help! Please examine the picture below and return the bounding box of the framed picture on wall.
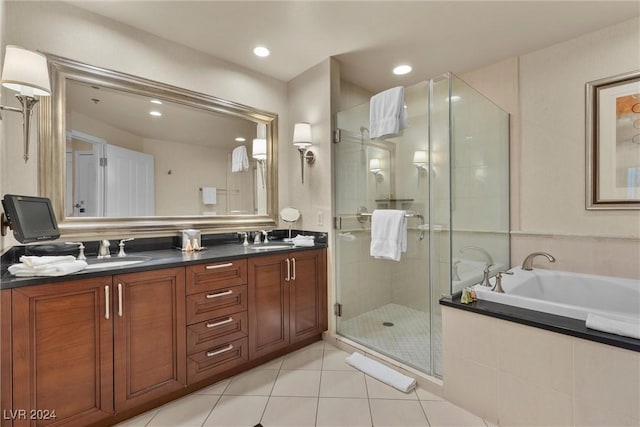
[586,69,640,210]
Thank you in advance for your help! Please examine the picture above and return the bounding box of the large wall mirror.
[39,54,278,238]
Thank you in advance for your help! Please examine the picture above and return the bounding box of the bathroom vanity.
[0,243,327,427]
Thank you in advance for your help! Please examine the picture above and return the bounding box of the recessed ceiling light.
[253,46,270,57]
[235,137,246,142]
[150,99,162,105]
[149,111,162,117]
[393,65,412,75]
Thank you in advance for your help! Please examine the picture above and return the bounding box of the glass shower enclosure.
[333,73,510,378]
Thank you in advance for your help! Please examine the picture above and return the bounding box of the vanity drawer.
[186,285,247,325]
[187,311,248,354]
[187,337,249,385]
[186,259,247,295]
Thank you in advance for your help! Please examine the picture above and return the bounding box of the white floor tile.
[420,400,486,427]
[202,395,268,427]
[271,369,322,397]
[281,348,324,370]
[261,396,318,427]
[256,356,285,370]
[224,368,278,396]
[320,370,368,398]
[415,385,444,401]
[369,399,429,426]
[322,349,358,371]
[194,378,231,395]
[114,409,159,427]
[365,375,418,400]
[316,397,372,427]
[147,394,219,427]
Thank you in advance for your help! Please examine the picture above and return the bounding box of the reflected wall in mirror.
[40,54,278,238]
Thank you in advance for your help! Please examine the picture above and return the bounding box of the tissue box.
[180,229,201,251]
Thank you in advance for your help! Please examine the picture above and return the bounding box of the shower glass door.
[334,82,435,375]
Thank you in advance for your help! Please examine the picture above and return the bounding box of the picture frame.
[586,69,640,210]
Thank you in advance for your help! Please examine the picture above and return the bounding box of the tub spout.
[522,252,556,271]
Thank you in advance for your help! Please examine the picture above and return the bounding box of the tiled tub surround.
[440,303,640,426]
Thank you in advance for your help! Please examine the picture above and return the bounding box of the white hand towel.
[346,352,416,393]
[585,313,640,339]
[292,235,315,247]
[9,260,88,277]
[370,209,407,261]
[201,187,217,204]
[369,86,408,139]
[232,145,249,172]
[19,255,76,267]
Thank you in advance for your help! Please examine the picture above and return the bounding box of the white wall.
[0,1,289,252]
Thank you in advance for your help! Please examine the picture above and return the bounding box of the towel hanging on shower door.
[369,86,408,139]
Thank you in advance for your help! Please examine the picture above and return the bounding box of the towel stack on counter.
[291,235,315,247]
[8,256,87,277]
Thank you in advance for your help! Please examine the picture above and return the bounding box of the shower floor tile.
[338,303,441,375]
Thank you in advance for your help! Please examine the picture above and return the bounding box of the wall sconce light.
[0,46,52,162]
[413,150,428,171]
[369,158,382,176]
[293,122,315,183]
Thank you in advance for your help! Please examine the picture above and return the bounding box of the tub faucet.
[522,252,556,271]
[459,246,494,266]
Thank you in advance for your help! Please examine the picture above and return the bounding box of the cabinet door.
[12,277,114,427]
[248,254,290,360]
[113,268,186,412]
[290,249,327,343]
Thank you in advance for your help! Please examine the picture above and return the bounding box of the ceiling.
[68,1,639,93]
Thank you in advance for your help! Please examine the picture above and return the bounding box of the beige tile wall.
[442,306,640,426]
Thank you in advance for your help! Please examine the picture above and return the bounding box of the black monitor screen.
[2,194,60,243]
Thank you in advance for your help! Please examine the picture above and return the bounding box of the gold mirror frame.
[39,54,278,239]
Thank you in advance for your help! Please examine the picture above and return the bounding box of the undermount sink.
[248,244,294,250]
[85,256,151,270]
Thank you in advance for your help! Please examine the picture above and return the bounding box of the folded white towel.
[232,145,249,172]
[292,235,315,247]
[201,187,217,204]
[346,352,416,393]
[585,313,640,340]
[9,260,88,277]
[369,86,408,139]
[370,209,407,261]
[19,255,76,267]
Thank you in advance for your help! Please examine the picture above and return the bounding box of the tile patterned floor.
[115,340,489,427]
[338,304,442,375]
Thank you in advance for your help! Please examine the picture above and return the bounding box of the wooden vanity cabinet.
[248,248,327,360]
[11,276,115,427]
[112,267,186,412]
[8,267,186,426]
[185,259,249,385]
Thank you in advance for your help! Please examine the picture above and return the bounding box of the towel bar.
[356,207,425,241]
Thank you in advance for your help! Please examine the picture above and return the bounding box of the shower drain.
[382,322,394,327]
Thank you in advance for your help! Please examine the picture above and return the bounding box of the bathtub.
[473,267,640,322]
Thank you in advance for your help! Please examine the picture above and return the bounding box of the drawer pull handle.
[105,285,110,320]
[207,344,234,357]
[117,283,123,317]
[206,317,234,328]
[206,290,233,299]
[206,263,233,270]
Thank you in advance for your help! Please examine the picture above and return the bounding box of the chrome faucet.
[66,241,86,261]
[253,231,262,244]
[459,246,494,266]
[117,238,134,257]
[522,252,556,270]
[97,240,111,259]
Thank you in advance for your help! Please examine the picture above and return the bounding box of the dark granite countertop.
[440,294,640,353]
[1,231,327,290]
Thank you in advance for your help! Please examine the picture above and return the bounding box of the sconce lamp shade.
[413,150,428,165]
[292,122,312,148]
[369,158,381,172]
[252,138,267,160]
[1,46,51,96]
